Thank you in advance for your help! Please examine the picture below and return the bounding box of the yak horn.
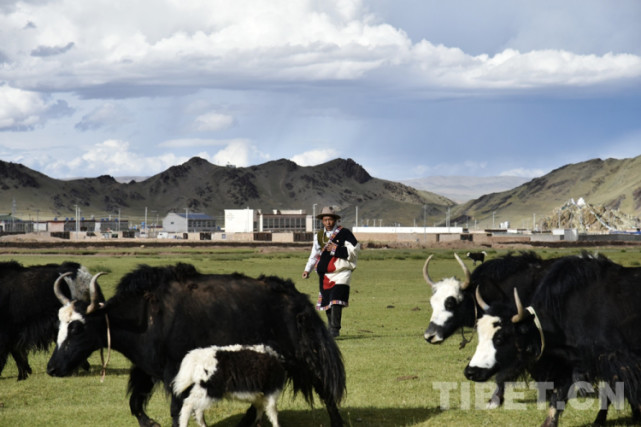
[511,288,525,323]
[475,287,490,311]
[53,272,73,305]
[454,253,471,290]
[423,255,436,287]
[86,272,106,314]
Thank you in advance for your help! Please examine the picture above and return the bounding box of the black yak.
[47,263,345,426]
[0,261,98,380]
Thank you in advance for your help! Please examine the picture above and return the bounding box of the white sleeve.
[304,233,321,273]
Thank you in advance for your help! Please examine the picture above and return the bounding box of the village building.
[162,212,217,233]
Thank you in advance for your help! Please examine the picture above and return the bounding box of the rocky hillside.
[3,155,641,231]
[0,157,454,226]
[452,156,641,230]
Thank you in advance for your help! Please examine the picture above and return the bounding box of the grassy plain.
[1,246,641,426]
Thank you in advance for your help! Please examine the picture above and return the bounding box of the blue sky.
[1,0,640,182]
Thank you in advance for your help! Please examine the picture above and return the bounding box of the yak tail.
[597,351,641,408]
[287,304,346,408]
[171,355,197,395]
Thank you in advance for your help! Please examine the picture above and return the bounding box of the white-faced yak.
[0,261,99,380]
[47,263,345,426]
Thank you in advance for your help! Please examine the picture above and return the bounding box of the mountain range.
[1,155,640,230]
[0,158,452,226]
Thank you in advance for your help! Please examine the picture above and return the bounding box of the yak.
[172,344,286,427]
[464,253,641,426]
[47,263,345,427]
[0,260,98,380]
[466,251,487,265]
[423,251,559,408]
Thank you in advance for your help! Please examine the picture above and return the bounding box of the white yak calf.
[172,344,286,427]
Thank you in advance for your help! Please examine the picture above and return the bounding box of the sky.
[1,0,640,182]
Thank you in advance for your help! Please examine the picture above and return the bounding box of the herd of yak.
[424,251,641,427]
[1,250,641,426]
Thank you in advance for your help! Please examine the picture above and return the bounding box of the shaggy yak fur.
[47,263,345,427]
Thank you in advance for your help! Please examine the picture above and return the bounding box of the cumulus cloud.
[291,149,340,166]
[0,85,72,131]
[158,138,270,166]
[41,139,189,178]
[2,0,638,95]
[210,140,269,167]
[2,1,640,183]
[32,138,273,178]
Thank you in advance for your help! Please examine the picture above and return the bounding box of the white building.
[224,209,311,233]
[224,209,257,233]
[162,212,216,233]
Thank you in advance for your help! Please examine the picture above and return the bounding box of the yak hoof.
[541,417,557,427]
[137,417,160,427]
[486,396,501,409]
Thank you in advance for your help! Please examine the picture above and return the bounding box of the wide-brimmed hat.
[316,206,341,220]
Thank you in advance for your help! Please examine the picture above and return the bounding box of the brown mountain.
[452,155,641,230]
[0,157,454,226]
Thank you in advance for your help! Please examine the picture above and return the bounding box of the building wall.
[163,213,187,233]
[353,232,439,244]
[225,209,256,233]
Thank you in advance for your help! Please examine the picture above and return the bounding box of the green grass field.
[1,246,640,426]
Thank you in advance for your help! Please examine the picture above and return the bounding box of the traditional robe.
[304,225,360,310]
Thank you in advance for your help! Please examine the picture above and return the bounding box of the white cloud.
[192,112,235,132]
[31,138,272,177]
[0,85,50,130]
[209,140,267,167]
[48,139,187,177]
[291,149,339,166]
[3,0,638,95]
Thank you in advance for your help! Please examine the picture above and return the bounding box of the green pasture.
[1,246,640,426]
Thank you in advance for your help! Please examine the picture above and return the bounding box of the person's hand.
[326,243,337,253]
[302,271,309,279]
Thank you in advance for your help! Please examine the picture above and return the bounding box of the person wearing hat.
[302,206,360,337]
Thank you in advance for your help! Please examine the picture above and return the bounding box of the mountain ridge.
[2,155,640,230]
[0,157,454,226]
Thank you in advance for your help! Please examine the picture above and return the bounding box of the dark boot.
[328,305,343,337]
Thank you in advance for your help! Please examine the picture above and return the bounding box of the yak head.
[464,289,541,383]
[47,272,106,377]
[423,253,473,343]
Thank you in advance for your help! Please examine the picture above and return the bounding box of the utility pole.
[312,204,317,234]
[423,204,427,243]
[75,205,80,240]
[355,206,358,228]
[533,213,536,231]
